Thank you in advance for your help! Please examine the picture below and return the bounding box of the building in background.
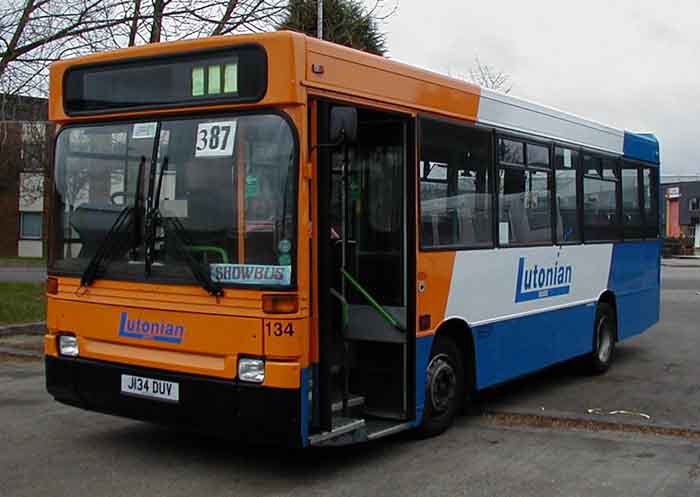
[662,179,700,251]
[0,94,53,258]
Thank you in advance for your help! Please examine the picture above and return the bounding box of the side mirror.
[330,107,357,144]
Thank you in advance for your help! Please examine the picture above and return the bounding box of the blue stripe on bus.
[623,131,660,165]
[466,240,660,392]
[471,302,597,389]
[413,244,660,419]
[607,240,661,340]
[414,334,434,427]
[300,366,311,447]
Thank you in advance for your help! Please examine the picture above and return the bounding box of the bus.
[45,31,661,447]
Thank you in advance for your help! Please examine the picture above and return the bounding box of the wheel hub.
[427,354,457,414]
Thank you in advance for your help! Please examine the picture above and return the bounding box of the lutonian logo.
[514,257,573,303]
[118,312,185,344]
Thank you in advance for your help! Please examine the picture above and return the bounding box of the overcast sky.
[379,0,699,176]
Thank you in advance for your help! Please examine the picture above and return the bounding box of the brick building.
[0,94,53,258]
[662,180,700,250]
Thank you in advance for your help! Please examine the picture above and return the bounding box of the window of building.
[19,172,44,211]
[420,118,493,248]
[690,197,699,211]
[582,155,619,241]
[20,212,42,240]
[20,122,46,166]
[498,140,552,246]
[643,167,659,238]
[554,147,580,242]
[621,165,643,239]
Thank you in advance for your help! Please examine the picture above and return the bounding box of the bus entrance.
[315,103,414,442]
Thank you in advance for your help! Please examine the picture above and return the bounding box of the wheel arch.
[432,317,477,395]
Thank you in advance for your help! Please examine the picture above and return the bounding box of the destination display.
[64,44,267,114]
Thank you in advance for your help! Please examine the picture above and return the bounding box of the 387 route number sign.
[195,121,237,157]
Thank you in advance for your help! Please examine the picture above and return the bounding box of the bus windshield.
[50,113,297,288]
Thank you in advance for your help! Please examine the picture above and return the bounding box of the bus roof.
[302,35,660,166]
[476,88,659,165]
[49,31,660,165]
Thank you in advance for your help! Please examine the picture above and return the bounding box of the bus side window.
[554,147,580,243]
[621,162,643,239]
[582,155,620,242]
[497,140,552,246]
[419,118,493,249]
[642,167,659,238]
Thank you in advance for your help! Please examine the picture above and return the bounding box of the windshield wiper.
[142,153,222,297]
[80,206,134,288]
[80,155,146,288]
[156,211,224,297]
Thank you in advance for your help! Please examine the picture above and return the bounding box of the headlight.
[58,335,79,357]
[238,358,265,383]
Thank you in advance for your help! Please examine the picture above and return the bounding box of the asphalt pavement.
[0,266,46,283]
[0,262,698,497]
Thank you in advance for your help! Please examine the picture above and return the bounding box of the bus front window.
[51,113,297,288]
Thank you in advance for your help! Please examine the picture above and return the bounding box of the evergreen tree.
[279,0,388,56]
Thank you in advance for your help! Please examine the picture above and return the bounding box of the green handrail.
[185,245,229,263]
[341,269,404,331]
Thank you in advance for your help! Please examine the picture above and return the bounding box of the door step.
[309,416,414,446]
[309,417,365,446]
[365,419,413,440]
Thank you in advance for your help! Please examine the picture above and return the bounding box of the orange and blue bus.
[45,31,661,446]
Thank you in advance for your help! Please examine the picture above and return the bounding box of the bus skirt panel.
[46,356,305,447]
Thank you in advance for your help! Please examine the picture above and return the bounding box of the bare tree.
[0,0,288,97]
[0,0,130,92]
[90,0,288,49]
[467,56,513,94]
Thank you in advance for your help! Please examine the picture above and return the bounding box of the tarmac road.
[0,263,699,497]
[0,266,46,283]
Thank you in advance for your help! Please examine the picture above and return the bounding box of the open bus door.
[311,100,416,445]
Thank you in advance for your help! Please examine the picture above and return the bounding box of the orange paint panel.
[417,251,456,334]
[305,39,480,123]
[49,32,307,123]
[48,299,261,378]
[263,318,308,360]
[82,338,229,376]
[263,361,301,389]
[50,277,308,319]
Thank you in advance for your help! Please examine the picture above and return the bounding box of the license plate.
[120,374,179,403]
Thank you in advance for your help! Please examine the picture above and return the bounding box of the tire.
[588,302,616,374]
[417,337,465,438]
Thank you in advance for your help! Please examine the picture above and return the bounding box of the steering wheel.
[110,191,127,205]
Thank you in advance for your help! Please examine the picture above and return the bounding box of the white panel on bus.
[445,244,614,326]
[477,88,624,155]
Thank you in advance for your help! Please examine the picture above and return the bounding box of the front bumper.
[46,356,304,447]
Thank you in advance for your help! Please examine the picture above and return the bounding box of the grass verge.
[0,283,46,326]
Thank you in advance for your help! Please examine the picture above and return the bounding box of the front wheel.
[588,302,616,374]
[417,337,464,438]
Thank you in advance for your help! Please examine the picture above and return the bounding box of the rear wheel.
[417,337,464,438]
[588,302,616,374]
